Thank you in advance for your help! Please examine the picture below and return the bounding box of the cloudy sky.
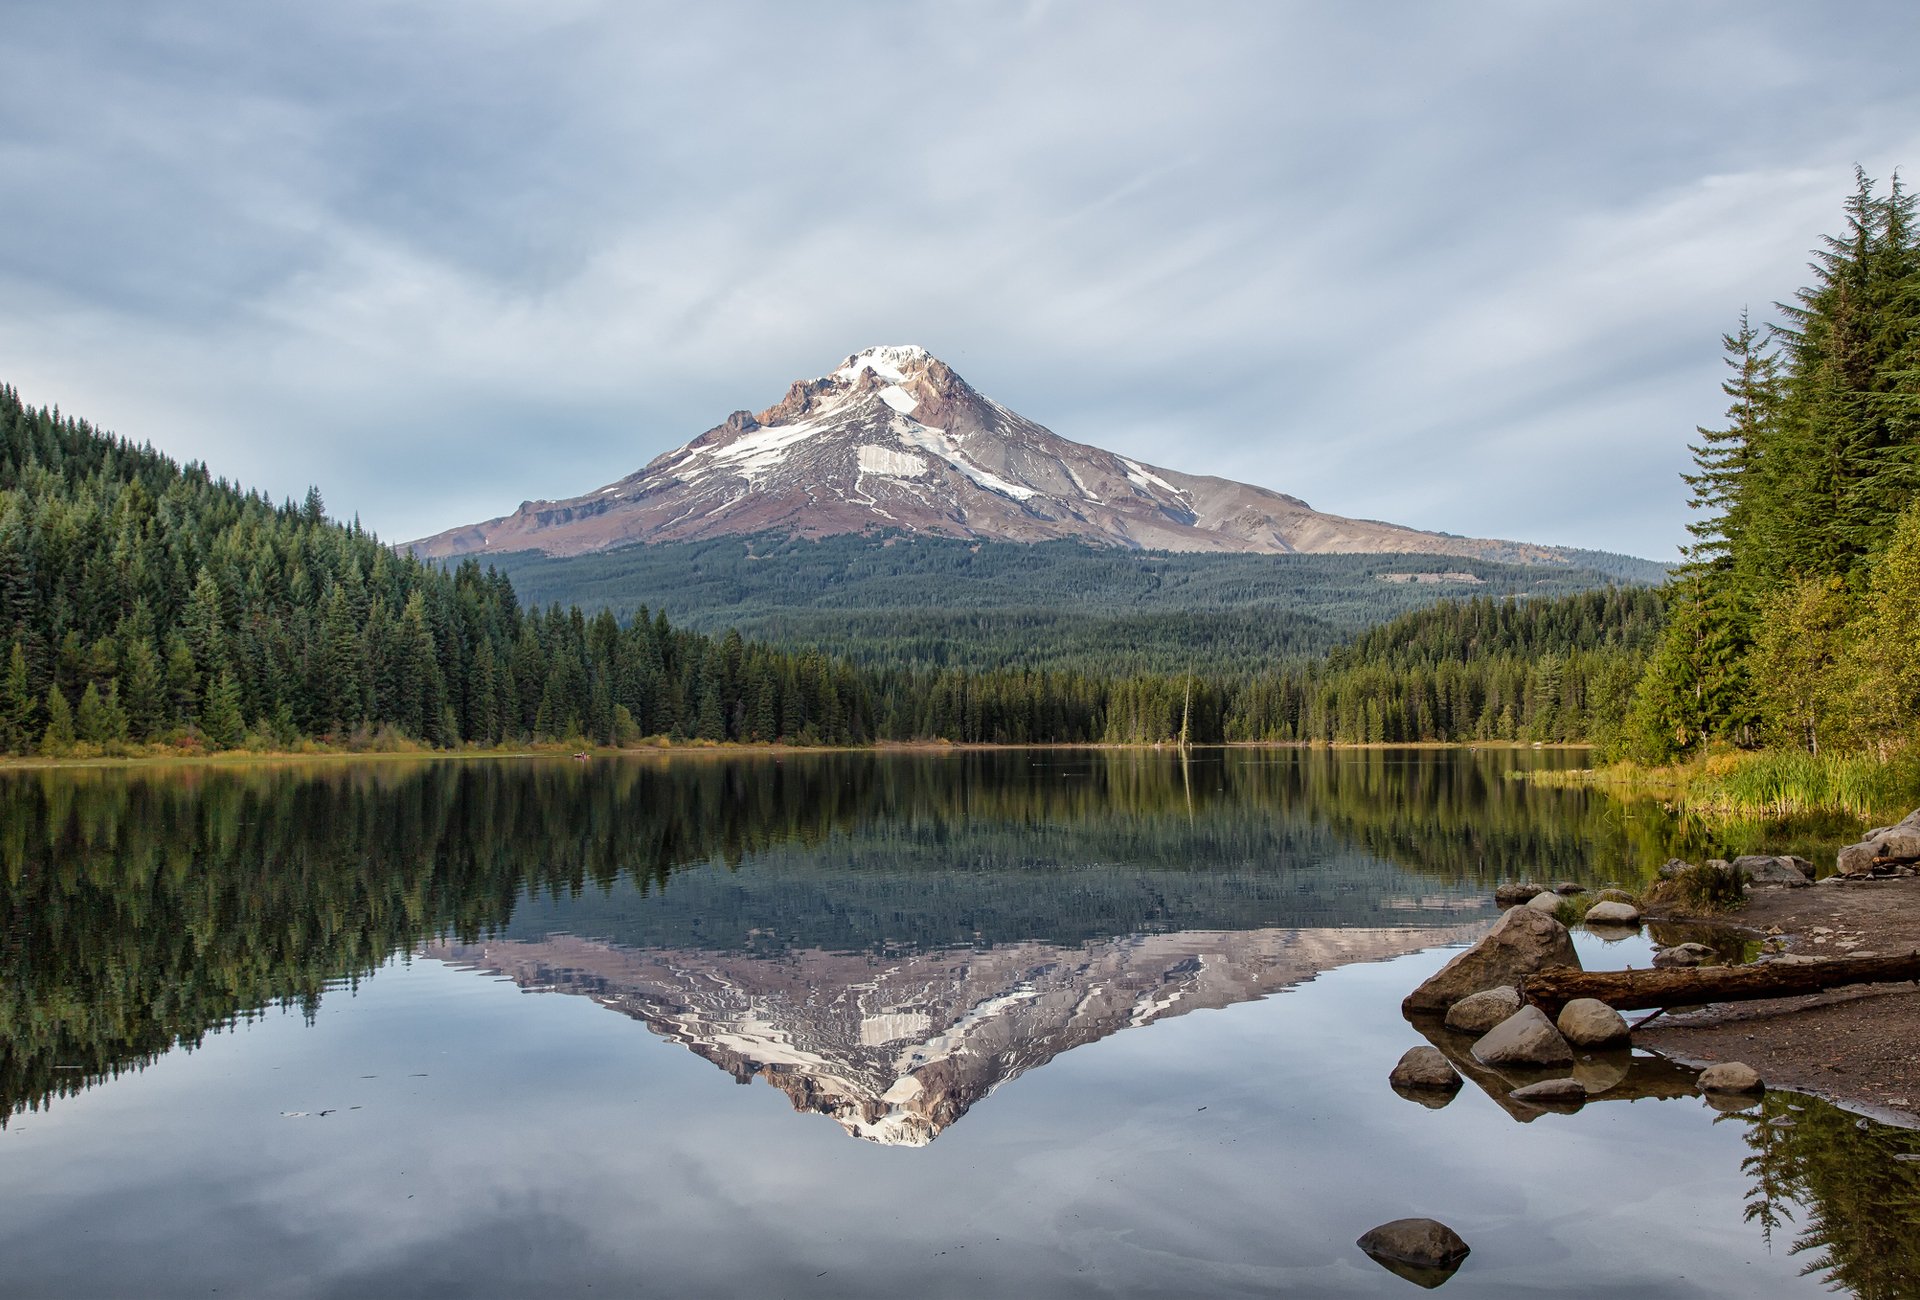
[4,1,1917,560]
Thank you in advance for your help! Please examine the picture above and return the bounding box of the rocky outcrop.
[1556,998,1630,1048]
[1732,855,1815,887]
[1444,986,1521,1034]
[1472,1006,1575,1067]
[1402,907,1580,1015]
[1838,810,1920,877]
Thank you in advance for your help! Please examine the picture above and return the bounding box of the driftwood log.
[1520,951,1920,1016]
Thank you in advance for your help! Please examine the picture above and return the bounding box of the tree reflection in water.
[1733,1091,1920,1299]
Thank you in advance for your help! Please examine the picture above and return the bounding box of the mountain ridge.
[406,345,1582,564]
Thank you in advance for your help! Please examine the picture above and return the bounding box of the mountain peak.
[405,347,1571,566]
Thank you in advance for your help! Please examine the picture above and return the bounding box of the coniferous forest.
[0,382,1663,755]
[1624,169,1920,762]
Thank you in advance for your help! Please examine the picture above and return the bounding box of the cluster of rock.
[1394,899,1767,1113]
[1659,854,1815,888]
[1367,884,1774,1284]
[1837,808,1920,878]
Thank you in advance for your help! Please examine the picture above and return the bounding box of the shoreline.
[0,738,1586,773]
[1635,878,1920,1129]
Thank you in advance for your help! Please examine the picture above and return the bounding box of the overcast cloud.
[3,1,1917,559]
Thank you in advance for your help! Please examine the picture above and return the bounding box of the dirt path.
[1638,877,1920,1127]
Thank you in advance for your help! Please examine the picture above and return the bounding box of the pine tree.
[40,685,74,755]
[200,669,246,749]
[0,640,35,752]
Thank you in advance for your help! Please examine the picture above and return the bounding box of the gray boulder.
[1698,1061,1765,1094]
[1527,890,1564,913]
[1733,855,1813,887]
[1594,887,1637,904]
[1838,841,1879,877]
[1658,858,1695,880]
[1444,986,1522,1034]
[1390,1046,1462,1093]
[1402,907,1581,1015]
[1356,1218,1470,1285]
[1553,881,1585,896]
[1472,1005,1575,1067]
[1556,997,1630,1048]
[1653,942,1716,968]
[1494,882,1544,907]
[1509,1077,1587,1106]
[1881,830,1920,862]
[1584,900,1642,927]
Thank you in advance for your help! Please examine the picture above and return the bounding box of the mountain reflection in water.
[0,744,1740,1135]
[434,923,1478,1144]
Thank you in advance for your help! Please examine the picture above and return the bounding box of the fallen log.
[1520,950,1920,1016]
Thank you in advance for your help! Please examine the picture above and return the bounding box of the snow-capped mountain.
[408,345,1564,562]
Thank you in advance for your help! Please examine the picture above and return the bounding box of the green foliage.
[481,531,1662,676]
[1632,168,1920,760]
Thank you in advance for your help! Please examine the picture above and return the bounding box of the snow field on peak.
[897,422,1037,502]
[878,385,919,414]
[856,445,929,478]
[832,344,929,385]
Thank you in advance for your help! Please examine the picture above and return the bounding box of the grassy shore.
[1526,748,1920,822]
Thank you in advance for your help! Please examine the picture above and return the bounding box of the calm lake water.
[1,748,1915,1298]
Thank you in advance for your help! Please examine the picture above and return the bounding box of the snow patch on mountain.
[898,422,1037,502]
[857,445,928,478]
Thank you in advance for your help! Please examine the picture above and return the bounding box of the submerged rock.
[1390,1046,1462,1093]
[1653,942,1716,969]
[1472,1006,1575,1068]
[1556,998,1630,1049]
[1444,986,1521,1035]
[1509,1077,1587,1107]
[1402,908,1581,1015]
[1698,1062,1765,1094]
[1356,1218,1470,1288]
[1583,900,1641,927]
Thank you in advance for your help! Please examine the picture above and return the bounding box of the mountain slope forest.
[1626,169,1920,764]
[484,532,1663,676]
[0,383,1656,755]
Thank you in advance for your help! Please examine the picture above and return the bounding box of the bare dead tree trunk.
[1520,951,1920,1017]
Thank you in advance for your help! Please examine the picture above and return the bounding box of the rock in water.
[1402,907,1581,1015]
[1593,887,1637,904]
[1556,998,1630,1048]
[1494,882,1543,907]
[1527,891,1563,913]
[1698,1062,1765,1094]
[1583,900,1642,927]
[1509,1077,1587,1106]
[1653,942,1716,969]
[1553,881,1585,896]
[1472,1006,1575,1067]
[1356,1218,1471,1288]
[1658,858,1696,880]
[1389,1047,1462,1093]
[1444,986,1521,1034]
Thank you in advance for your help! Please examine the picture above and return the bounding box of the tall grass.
[1517,748,1920,822]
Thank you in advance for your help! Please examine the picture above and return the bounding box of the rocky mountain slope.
[408,345,1567,563]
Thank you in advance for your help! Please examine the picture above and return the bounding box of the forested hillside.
[483,532,1664,675]
[1626,169,1920,761]
[0,383,1659,754]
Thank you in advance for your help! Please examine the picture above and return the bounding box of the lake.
[1,748,1915,1298]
